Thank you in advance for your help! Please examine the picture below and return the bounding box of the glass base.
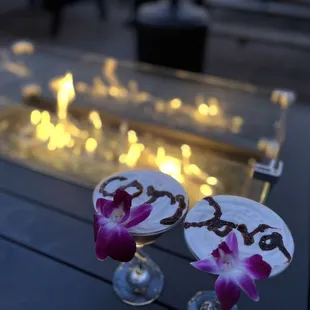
[188,291,238,310]
[113,250,164,306]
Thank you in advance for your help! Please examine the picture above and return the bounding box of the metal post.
[253,160,283,204]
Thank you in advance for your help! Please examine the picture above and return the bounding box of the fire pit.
[0,41,295,205]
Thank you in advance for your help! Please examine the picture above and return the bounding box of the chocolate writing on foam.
[184,196,291,262]
[184,197,237,237]
[99,176,143,198]
[259,232,292,262]
[145,186,186,225]
[237,224,274,246]
[99,176,186,226]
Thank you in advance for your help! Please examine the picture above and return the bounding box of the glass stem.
[134,250,145,274]
[199,300,216,310]
[127,249,151,291]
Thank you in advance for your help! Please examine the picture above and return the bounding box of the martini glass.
[93,170,189,306]
[184,195,294,310]
[113,222,183,306]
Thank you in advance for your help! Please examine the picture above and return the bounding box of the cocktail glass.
[93,170,189,306]
[113,224,181,306]
[184,195,294,310]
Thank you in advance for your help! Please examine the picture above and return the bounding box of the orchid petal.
[215,275,241,310]
[211,248,225,270]
[211,248,220,258]
[95,222,115,261]
[96,198,111,215]
[243,254,272,280]
[218,242,233,255]
[114,189,132,212]
[190,259,220,274]
[102,201,118,218]
[237,273,259,302]
[124,204,153,229]
[107,225,136,262]
[93,214,100,242]
[226,231,239,257]
[95,221,136,262]
[94,214,109,242]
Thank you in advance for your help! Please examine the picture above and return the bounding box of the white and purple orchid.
[191,231,272,310]
[93,189,152,262]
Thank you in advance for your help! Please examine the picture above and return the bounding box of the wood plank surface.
[0,238,164,310]
[0,191,213,310]
[0,158,191,259]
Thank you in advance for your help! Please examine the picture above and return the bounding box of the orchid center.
[111,208,125,223]
[219,248,236,271]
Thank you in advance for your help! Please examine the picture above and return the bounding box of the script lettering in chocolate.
[259,232,292,263]
[145,186,176,205]
[184,196,291,262]
[99,176,143,198]
[184,196,236,237]
[160,194,187,225]
[145,186,186,225]
[237,224,274,246]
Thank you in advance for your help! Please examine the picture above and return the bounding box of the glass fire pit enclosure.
[0,41,295,206]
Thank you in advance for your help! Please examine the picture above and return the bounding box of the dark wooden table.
[0,141,309,310]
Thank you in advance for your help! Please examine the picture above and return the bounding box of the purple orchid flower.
[93,189,152,262]
[191,231,272,310]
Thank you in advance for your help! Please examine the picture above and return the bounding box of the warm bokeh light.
[2,62,30,77]
[85,138,98,153]
[104,58,120,87]
[128,130,138,144]
[47,141,57,151]
[30,110,41,125]
[36,122,53,142]
[67,138,75,148]
[170,98,182,109]
[198,103,209,115]
[89,111,102,129]
[208,104,219,116]
[200,184,213,196]
[157,147,165,160]
[56,72,75,120]
[187,164,201,176]
[109,86,119,97]
[41,111,51,124]
[208,98,219,116]
[158,157,183,183]
[12,41,34,54]
[181,144,191,158]
[119,143,144,168]
[207,176,218,186]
